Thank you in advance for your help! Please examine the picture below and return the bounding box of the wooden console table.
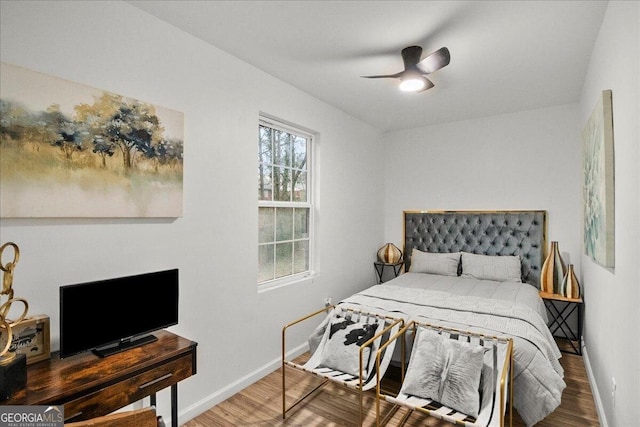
[2,330,197,427]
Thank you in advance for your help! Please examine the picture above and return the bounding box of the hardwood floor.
[183,340,599,427]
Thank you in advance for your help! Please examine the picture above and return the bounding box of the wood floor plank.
[183,342,599,426]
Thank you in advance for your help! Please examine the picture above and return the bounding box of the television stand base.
[93,334,158,358]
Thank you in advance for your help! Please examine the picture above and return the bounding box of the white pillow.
[400,327,485,418]
[460,252,522,282]
[319,317,383,377]
[410,250,460,276]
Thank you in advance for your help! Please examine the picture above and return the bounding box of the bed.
[302,210,565,427]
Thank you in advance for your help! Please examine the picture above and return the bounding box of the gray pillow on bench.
[400,327,485,418]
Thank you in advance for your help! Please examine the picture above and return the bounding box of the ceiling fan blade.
[361,71,404,79]
[417,77,435,92]
[417,47,450,74]
[401,46,423,69]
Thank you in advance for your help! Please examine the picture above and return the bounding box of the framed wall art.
[0,62,184,218]
[582,89,615,268]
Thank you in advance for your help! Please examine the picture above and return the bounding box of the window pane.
[294,240,309,274]
[258,164,272,201]
[275,130,292,167]
[293,136,307,169]
[292,171,307,202]
[259,126,272,164]
[294,208,309,239]
[258,207,274,243]
[272,166,291,201]
[258,244,275,283]
[276,208,293,241]
[275,242,293,278]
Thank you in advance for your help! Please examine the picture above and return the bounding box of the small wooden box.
[0,315,51,365]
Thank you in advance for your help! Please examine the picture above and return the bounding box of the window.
[258,117,313,287]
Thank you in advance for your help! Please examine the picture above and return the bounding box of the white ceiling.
[128,0,608,132]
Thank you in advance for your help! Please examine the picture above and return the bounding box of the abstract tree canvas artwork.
[582,90,614,267]
[0,62,184,217]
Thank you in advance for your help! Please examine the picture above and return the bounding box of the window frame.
[258,115,315,291]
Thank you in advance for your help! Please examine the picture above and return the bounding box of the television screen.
[60,268,179,358]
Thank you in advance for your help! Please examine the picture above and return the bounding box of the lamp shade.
[399,77,426,92]
[377,243,402,264]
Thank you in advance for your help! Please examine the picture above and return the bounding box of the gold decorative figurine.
[0,242,30,355]
[0,242,29,399]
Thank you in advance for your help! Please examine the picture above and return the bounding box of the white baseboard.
[582,338,608,427]
[176,343,308,425]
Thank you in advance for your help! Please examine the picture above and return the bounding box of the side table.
[374,261,404,284]
[540,291,583,355]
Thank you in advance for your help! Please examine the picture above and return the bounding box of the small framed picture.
[0,314,51,365]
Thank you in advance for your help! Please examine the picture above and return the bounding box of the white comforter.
[337,273,566,427]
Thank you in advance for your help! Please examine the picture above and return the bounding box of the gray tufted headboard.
[403,210,547,288]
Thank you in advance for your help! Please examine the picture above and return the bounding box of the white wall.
[0,1,384,423]
[579,2,640,426]
[382,2,640,426]
[382,104,583,269]
[3,1,637,426]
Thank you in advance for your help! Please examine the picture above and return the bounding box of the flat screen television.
[60,268,179,358]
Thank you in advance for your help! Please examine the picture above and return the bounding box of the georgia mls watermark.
[0,406,64,427]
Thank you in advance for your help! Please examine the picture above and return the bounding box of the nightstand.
[540,291,583,355]
[374,261,404,284]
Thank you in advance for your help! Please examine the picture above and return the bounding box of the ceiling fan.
[362,46,450,92]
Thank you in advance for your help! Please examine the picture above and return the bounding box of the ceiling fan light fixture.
[362,45,449,94]
[399,76,426,92]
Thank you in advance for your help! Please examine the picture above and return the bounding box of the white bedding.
[335,273,566,427]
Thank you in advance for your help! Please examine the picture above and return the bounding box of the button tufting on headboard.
[404,210,546,288]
